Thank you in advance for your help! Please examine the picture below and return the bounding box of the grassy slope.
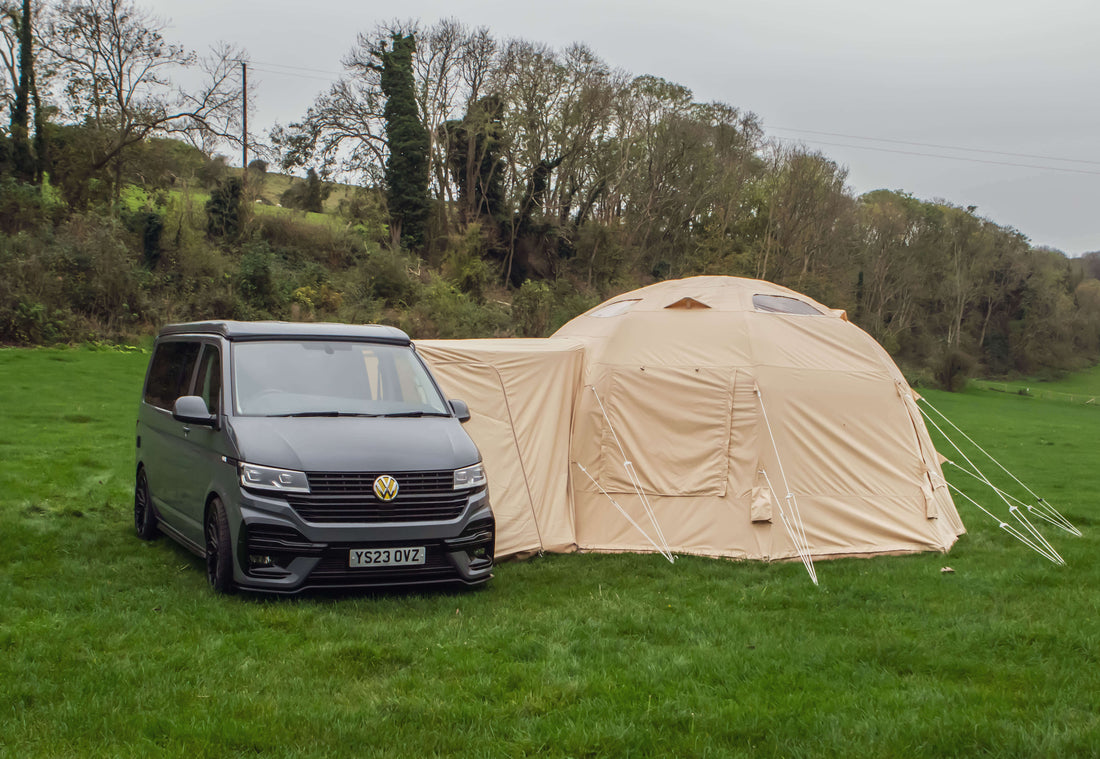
[1,348,1098,758]
[125,175,355,232]
[253,171,358,215]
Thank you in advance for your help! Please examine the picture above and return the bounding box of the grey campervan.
[134,321,494,593]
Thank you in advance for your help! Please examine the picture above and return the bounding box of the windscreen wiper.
[269,411,380,418]
[378,411,452,418]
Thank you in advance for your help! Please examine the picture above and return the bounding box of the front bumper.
[231,487,494,593]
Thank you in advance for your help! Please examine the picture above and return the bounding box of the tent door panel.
[598,367,734,497]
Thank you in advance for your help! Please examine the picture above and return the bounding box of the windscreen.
[232,341,449,417]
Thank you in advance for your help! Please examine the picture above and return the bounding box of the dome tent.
[417,276,965,570]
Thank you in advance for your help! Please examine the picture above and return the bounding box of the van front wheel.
[205,498,234,594]
[134,469,159,540]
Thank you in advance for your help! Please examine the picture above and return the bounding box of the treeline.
[2,5,1099,383]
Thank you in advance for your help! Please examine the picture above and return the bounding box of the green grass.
[2,347,1099,757]
[124,171,360,226]
[970,364,1100,404]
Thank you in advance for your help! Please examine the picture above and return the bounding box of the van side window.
[196,345,221,415]
[144,341,201,410]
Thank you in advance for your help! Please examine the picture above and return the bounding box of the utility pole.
[240,60,248,172]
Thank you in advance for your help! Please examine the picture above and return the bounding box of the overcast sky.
[147,0,1098,255]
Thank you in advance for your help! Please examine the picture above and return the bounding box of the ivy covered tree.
[377,33,429,251]
[4,0,36,182]
[441,94,506,227]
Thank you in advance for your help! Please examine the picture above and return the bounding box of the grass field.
[1,347,1098,758]
[971,365,1100,405]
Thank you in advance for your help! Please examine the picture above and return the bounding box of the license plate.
[349,547,425,568]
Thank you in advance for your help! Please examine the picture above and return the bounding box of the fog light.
[249,554,273,567]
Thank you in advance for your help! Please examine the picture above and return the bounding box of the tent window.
[752,294,824,316]
[591,299,641,318]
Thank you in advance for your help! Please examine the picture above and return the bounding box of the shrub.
[124,209,165,268]
[441,224,496,302]
[292,284,343,319]
[280,168,330,213]
[337,186,389,243]
[0,177,62,234]
[206,177,244,240]
[935,348,976,392]
[53,215,147,335]
[512,279,553,337]
[548,278,600,333]
[252,212,360,269]
[406,277,510,339]
[236,242,283,314]
[0,299,75,344]
[358,246,420,308]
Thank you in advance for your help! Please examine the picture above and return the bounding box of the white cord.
[588,386,675,562]
[574,463,674,563]
[760,469,819,585]
[944,481,1064,565]
[948,461,1082,536]
[920,407,1065,564]
[755,384,818,586]
[919,396,1079,536]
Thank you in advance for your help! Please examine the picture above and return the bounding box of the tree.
[280,167,330,213]
[275,20,497,239]
[375,33,429,250]
[441,93,506,225]
[5,0,34,180]
[206,175,242,239]
[38,0,243,204]
[0,1,17,118]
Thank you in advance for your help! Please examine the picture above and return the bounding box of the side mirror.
[173,395,218,427]
[449,399,471,423]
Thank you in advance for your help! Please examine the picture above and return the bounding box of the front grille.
[288,470,471,524]
[306,544,458,586]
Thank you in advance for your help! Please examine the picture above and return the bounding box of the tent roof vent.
[665,297,710,310]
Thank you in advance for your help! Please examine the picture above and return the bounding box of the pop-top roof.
[157,320,411,344]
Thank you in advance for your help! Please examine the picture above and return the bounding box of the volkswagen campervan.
[134,321,494,594]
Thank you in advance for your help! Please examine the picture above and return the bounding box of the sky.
[146,0,1099,255]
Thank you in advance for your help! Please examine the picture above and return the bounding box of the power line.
[236,63,1100,178]
[772,135,1100,176]
[769,126,1100,166]
[249,59,343,77]
[249,66,339,83]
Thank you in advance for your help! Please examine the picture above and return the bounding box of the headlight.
[453,463,486,490]
[239,462,310,494]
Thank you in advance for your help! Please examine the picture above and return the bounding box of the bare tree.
[0,2,17,121]
[38,0,243,200]
[274,20,416,183]
[755,146,856,300]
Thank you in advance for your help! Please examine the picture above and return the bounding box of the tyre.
[204,498,235,594]
[134,468,159,540]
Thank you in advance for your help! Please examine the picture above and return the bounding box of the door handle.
[182,426,191,436]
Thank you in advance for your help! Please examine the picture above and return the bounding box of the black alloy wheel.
[204,498,234,594]
[134,469,159,540]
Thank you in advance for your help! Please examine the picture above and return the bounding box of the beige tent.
[417,276,965,569]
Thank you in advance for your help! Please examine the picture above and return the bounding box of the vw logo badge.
[373,475,399,501]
